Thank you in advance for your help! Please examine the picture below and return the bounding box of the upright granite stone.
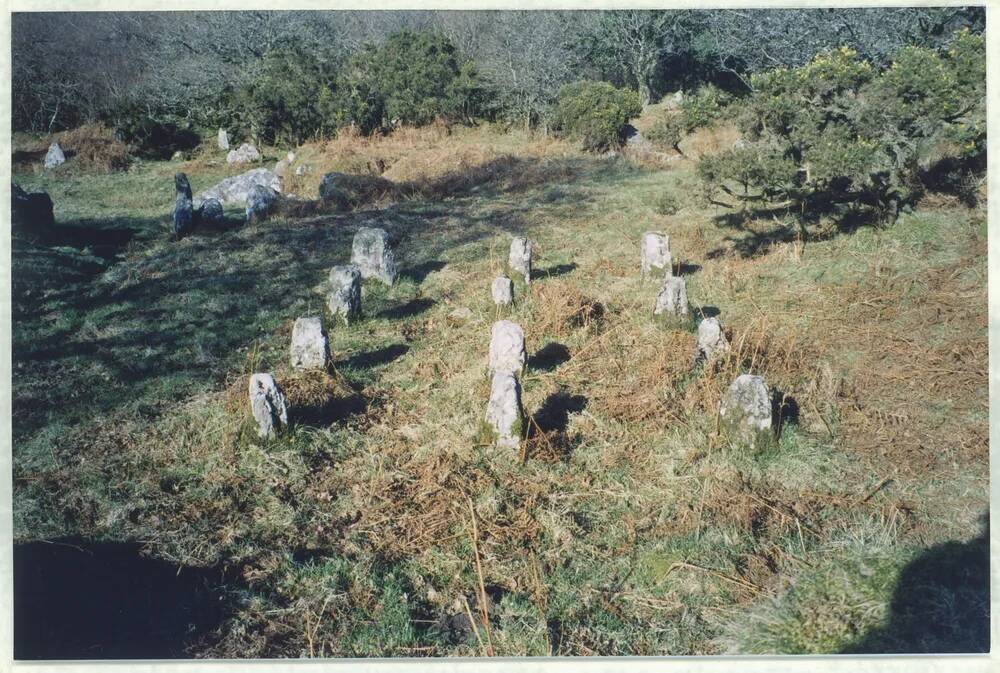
[485,371,524,449]
[719,374,773,451]
[641,231,671,277]
[351,227,397,285]
[653,277,689,321]
[194,168,281,207]
[12,183,55,235]
[44,142,66,169]
[508,237,532,284]
[492,276,514,307]
[195,198,224,227]
[489,320,526,375]
[249,373,288,439]
[328,264,362,325]
[173,172,194,238]
[290,316,329,370]
[227,143,261,165]
[217,128,230,150]
[246,184,280,224]
[697,317,730,363]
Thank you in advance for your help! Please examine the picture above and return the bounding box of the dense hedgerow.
[552,80,643,152]
[697,30,985,221]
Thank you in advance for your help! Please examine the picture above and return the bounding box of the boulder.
[227,142,261,165]
[249,373,288,439]
[245,184,280,225]
[217,128,230,150]
[653,277,689,321]
[328,264,362,325]
[44,142,66,169]
[195,198,224,227]
[485,371,524,449]
[351,227,397,286]
[290,316,329,370]
[508,237,532,284]
[640,231,671,277]
[491,276,514,307]
[11,183,55,235]
[194,168,281,207]
[720,374,773,451]
[489,320,526,376]
[696,317,730,363]
[173,172,194,238]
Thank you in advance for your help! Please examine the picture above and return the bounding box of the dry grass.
[13,123,133,172]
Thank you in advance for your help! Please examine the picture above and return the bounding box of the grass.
[10,120,988,657]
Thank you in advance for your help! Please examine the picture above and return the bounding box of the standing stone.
[173,172,194,238]
[44,142,66,169]
[249,373,288,439]
[719,374,773,451]
[491,276,514,307]
[290,316,329,370]
[508,237,532,284]
[286,151,296,164]
[640,231,672,277]
[227,143,261,165]
[351,227,397,286]
[217,128,230,150]
[489,320,526,375]
[328,264,362,325]
[697,317,730,363]
[195,198,224,227]
[246,184,279,224]
[485,371,524,449]
[653,277,689,320]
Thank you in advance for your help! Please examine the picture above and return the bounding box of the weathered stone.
[491,276,514,306]
[489,320,526,375]
[294,164,309,176]
[448,306,473,324]
[327,264,362,324]
[44,142,66,169]
[653,277,688,320]
[11,182,55,234]
[508,237,532,284]
[274,151,297,177]
[485,371,524,449]
[720,374,773,451]
[217,128,230,150]
[287,151,296,164]
[194,168,281,207]
[173,172,194,238]
[249,373,288,439]
[195,198,224,227]
[351,227,397,286]
[245,184,280,224]
[227,143,261,165]
[171,150,187,161]
[641,231,672,277]
[697,317,730,363]
[290,316,329,370]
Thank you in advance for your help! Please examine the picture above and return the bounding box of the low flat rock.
[194,168,281,207]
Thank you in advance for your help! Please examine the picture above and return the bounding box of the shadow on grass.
[537,263,577,279]
[842,512,989,654]
[403,260,447,284]
[340,344,410,370]
[528,342,571,372]
[377,297,436,320]
[14,538,234,659]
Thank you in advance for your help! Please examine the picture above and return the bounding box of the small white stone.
[491,276,514,306]
[641,231,671,277]
[654,277,688,318]
[486,371,523,449]
[328,264,362,324]
[217,129,230,150]
[508,237,532,284]
[249,373,288,439]
[44,142,66,169]
[351,227,397,286]
[489,320,526,375]
[697,317,730,362]
[290,316,329,370]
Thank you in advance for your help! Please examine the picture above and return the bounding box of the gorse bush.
[553,80,642,152]
[698,30,985,222]
[646,114,683,151]
[679,84,731,132]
